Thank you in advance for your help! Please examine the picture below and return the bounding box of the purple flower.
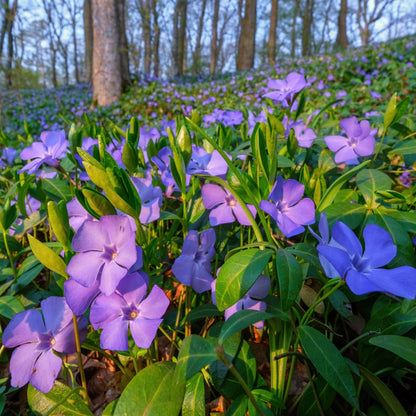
[187,145,229,178]
[263,72,306,107]
[171,229,216,293]
[66,197,95,232]
[2,297,87,393]
[260,176,315,237]
[325,117,376,165]
[90,272,169,351]
[131,173,163,223]
[292,122,317,148]
[66,215,137,296]
[318,222,416,298]
[201,183,256,226]
[19,130,67,174]
[211,274,270,329]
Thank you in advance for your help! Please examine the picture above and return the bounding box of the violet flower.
[325,117,377,165]
[260,176,315,237]
[66,197,95,233]
[292,122,317,148]
[131,173,163,223]
[318,222,416,298]
[90,272,169,351]
[186,145,229,178]
[19,130,67,175]
[2,297,87,393]
[201,183,256,226]
[263,72,306,107]
[211,274,270,329]
[66,215,137,296]
[171,228,216,293]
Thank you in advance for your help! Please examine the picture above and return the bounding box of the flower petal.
[100,316,129,351]
[247,274,271,299]
[41,297,73,334]
[90,293,125,329]
[100,261,129,295]
[325,135,347,152]
[209,204,235,225]
[285,198,315,226]
[362,224,396,268]
[232,203,255,226]
[54,316,88,354]
[116,272,148,305]
[30,349,62,393]
[130,317,162,349]
[282,179,305,207]
[64,278,100,315]
[331,221,362,258]
[318,244,352,278]
[71,220,108,252]
[334,146,359,164]
[9,343,41,389]
[66,251,104,287]
[201,184,227,209]
[100,215,134,249]
[259,200,278,222]
[138,285,169,319]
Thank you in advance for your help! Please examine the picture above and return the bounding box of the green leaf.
[114,362,184,416]
[356,169,391,207]
[27,235,68,278]
[27,381,93,416]
[276,249,303,311]
[182,372,205,416]
[0,295,25,319]
[324,202,367,229]
[13,210,47,238]
[176,335,217,381]
[297,376,336,416]
[216,249,273,311]
[359,365,407,416]
[390,139,416,156]
[82,187,117,216]
[298,326,359,409]
[47,201,69,248]
[41,177,72,202]
[185,304,223,321]
[384,93,397,131]
[317,161,370,211]
[368,335,416,366]
[219,309,273,344]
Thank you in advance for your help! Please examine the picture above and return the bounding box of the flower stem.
[2,229,17,281]
[72,314,88,405]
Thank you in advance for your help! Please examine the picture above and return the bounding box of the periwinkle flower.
[260,176,315,237]
[187,145,229,178]
[325,117,377,165]
[201,183,256,226]
[171,228,216,293]
[263,72,306,107]
[66,197,95,233]
[2,297,87,393]
[292,122,317,148]
[66,215,137,296]
[211,274,270,329]
[90,272,169,351]
[131,173,163,223]
[318,222,416,298]
[19,130,67,174]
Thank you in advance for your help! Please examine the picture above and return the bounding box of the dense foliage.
[0,35,416,416]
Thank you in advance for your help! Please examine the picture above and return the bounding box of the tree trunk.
[92,0,122,106]
[335,0,348,49]
[290,0,300,58]
[152,0,160,77]
[268,0,278,65]
[84,0,93,83]
[210,0,219,74]
[138,0,152,74]
[115,0,130,88]
[5,0,17,88]
[302,0,314,56]
[236,0,257,70]
[177,0,187,76]
[192,0,207,73]
[71,15,80,83]
[0,0,9,62]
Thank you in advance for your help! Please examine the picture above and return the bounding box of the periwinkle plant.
[1,36,416,416]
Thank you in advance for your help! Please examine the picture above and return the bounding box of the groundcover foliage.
[1,36,416,415]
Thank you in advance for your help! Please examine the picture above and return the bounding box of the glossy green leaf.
[276,249,303,311]
[219,309,273,344]
[298,326,359,409]
[297,376,336,416]
[225,395,248,415]
[28,235,68,278]
[27,381,93,416]
[324,202,367,229]
[317,161,370,211]
[356,169,391,206]
[82,187,117,216]
[182,372,205,416]
[176,335,217,381]
[384,93,397,131]
[42,177,72,202]
[368,335,416,366]
[185,304,223,321]
[359,365,407,416]
[177,125,192,166]
[114,362,184,416]
[390,139,416,156]
[0,295,24,319]
[216,249,273,311]
[47,201,69,248]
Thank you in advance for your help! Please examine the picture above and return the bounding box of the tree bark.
[302,0,314,56]
[137,0,152,74]
[84,0,93,83]
[152,0,160,77]
[177,0,187,76]
[192,0,207,73]
[236,0,257,70]
[210,0,219,74]
[335,0,348,49]
[268,0,278,65]
[92,0,122,106]
[115,0,130,88]
[5,0,17,88]
[290,0,300,58]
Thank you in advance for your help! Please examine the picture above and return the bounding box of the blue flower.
[317,221,416,298]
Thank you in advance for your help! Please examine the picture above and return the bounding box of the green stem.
[169,285,185,359]
[72,315,88,404]
[216,345,266,416]
[3,229,17,281]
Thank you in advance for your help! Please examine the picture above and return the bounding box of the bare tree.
[268,0,278,65]
[302,0,314,56]
[290,0,300,58]
[137,0,152,74]
[210,0,219,74]
[334,0,348,49]
[84,0,93,83]
[152,0,160,77]
[0,0,18,88]
[236,0,257,70]
[357,0,394,46]
[92,0,122,106]
[191,0,207,73]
